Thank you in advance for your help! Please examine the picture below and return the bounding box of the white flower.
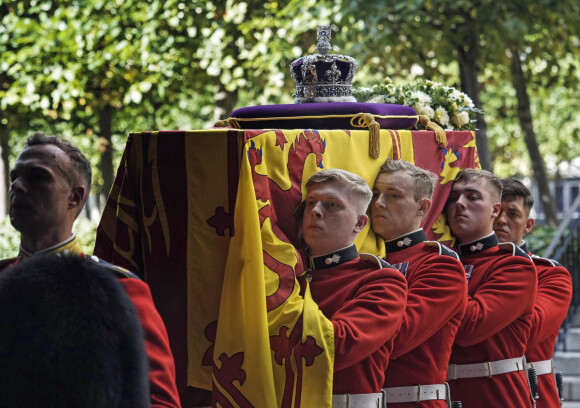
[434,106,450,127]
[411,91,431,105]
[368,95,386,103]
[450,89,463,102]
[461,93,474,107]
[452,111,470,127]
[416,103,435,119]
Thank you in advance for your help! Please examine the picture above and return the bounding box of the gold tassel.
[213,119,229,127]
[419,115,447,146]
[212,118,241,129]
[368,119,380,159]
[351,113,381,159]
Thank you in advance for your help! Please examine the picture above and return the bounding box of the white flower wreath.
[353,78,483,131]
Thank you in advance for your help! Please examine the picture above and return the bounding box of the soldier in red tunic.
[370,158,467,407]
[493,177,572,408]
[299,168,407,408]
[4,132,181,408]
[444,169,537,408]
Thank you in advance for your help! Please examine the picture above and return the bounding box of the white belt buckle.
[416,384,421,403]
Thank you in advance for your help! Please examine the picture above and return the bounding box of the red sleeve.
[454,256,536,347]
[392,256,467,358]
[332,269,407,371]
[527,263,573,348]
[120,278,181,408]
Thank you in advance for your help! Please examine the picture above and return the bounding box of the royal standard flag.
[94,128,479,407]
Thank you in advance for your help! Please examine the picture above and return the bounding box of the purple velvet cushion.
[228,102,418,130]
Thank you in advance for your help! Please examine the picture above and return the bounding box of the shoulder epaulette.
[360,253,396,270]
[530,254,563,268]
[498,242,531,260]
[424,241,460,260]
[84,255,142,280]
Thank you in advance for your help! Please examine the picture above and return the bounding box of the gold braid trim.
[351,113,381,159]
[213,118,241,129]
[419,115,447,146]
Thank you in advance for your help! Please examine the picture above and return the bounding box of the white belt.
[526,358,554,376]
[332,392,384,408]
[447,356,525,380]
[383,383,448,403]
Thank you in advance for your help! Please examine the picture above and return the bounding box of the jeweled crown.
[290,25,358,103]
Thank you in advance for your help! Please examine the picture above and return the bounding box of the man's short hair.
[454,168,502,201]
[0,254,149,407]
[500,177,534,214]
[306,168,373,214]
[25,132,92,196]
[378,158,438,201]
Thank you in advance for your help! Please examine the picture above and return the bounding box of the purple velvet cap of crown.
[229,102,419,130]
[290,59,353,84]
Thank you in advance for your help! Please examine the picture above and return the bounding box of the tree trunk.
[456,30,492,171]
[0,124,10,219]
[213,83,238,124]
[98,104,115,209]
[510,47,559,226]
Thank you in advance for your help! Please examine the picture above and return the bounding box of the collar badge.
[325,253,341,265]
[470,242,484,252]
[397,237,412,248]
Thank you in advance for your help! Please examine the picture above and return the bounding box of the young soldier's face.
[371,171,422,241]
[302,181,367,257]
[493,195,534,245]
[445,178,501,243]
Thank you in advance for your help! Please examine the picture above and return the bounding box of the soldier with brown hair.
[494,177,572,407]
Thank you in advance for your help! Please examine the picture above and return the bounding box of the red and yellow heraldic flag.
[94,128,479,407]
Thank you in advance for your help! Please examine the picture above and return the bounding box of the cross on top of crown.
[316,25,337,55]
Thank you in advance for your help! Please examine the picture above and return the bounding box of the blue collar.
[458,233,498,256]
[309,244,359,270]
[385,229,427,253]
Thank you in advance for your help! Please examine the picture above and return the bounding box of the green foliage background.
[1,0,579,256]
[0,217,97,259]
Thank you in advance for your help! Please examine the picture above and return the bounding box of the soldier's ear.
[523,217,535,235]
[417,197,432,217]
[491,202,501,218]
[354,214,368,233]
[69,185,87,210]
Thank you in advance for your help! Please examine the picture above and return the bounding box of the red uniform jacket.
[1,238,181,408]
[302,245,407,394]
[523,245,573,408]
[449,233,537,408]
[118,274,181,407]
[383,229,467,408]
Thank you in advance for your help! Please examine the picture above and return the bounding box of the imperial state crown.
[290,25,358,103]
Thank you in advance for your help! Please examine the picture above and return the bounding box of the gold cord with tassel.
[213,118,241,129]
[419,115,447,146]
[351,113,381,159]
